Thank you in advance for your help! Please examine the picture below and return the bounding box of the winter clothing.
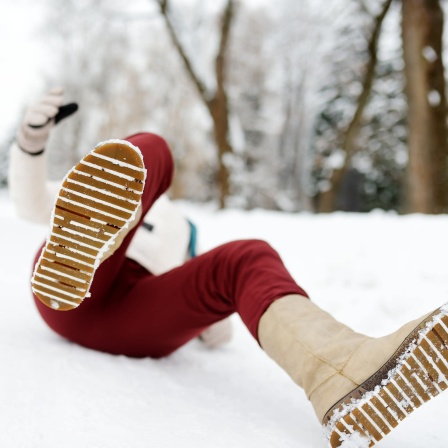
[126,194,191,275]
[258,294,448,446]
[10,88,230,345]
[15,90,448,447]
[30,133,308,358]
[17,87,66,154]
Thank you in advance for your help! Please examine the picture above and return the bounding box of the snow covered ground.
[1,191,448,448]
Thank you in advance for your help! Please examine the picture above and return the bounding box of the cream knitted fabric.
[17,87,65,154]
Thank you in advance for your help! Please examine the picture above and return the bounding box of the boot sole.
[31,139,146,311]
[324,306,448,447]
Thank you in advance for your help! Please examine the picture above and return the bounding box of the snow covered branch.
[156,0,210,104]
[156,0,236,208]
[317,0,393,212]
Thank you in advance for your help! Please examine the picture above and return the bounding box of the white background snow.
[1,190,448,448]
[2,1,448,447]
[0,1,47,141]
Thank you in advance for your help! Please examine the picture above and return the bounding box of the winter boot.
[258,294,448,447]
[31,139,146,311]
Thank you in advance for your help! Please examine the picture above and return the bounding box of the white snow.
[338,431,372,448]
[422,46,438,63]
[0,1,47,140]
[428,90,442,107]
[2,192,448,447]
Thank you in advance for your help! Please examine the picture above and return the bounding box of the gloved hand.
[199,317,233,349]
[17,87,78,155]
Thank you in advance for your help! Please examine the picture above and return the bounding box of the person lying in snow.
[10,88,448,447]
[10,88,232,349]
